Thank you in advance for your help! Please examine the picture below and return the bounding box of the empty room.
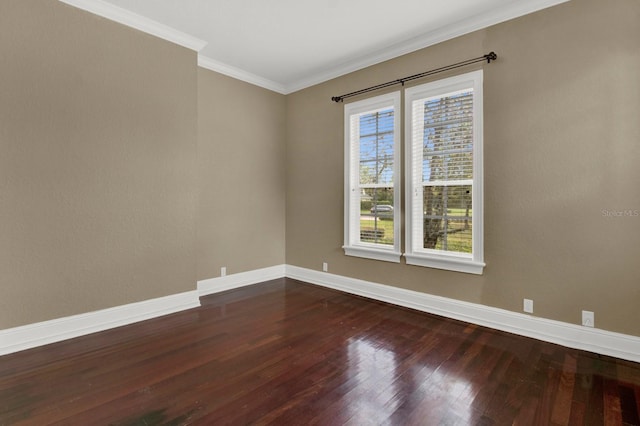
[1,0,639,424]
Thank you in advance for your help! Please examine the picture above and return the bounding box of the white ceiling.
[61,0,570,93]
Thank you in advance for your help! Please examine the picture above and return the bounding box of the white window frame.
[404,70,485,274]
[343,92,402,263]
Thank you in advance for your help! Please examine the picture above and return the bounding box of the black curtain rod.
[331,51,497,103]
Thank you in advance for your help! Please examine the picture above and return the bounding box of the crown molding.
[58,0,207,52]
[58,0,569,94]
[283,0,571,93]
[197,55,287,94]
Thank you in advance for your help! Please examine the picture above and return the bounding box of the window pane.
[360,187,394,246]
[422,90,473,183]
[359,109,394,185]
[423,185,472,253]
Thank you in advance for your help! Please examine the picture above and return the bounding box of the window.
[343,92,401,262]
[405,70,485,274]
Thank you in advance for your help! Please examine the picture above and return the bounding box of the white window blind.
[405,71,485,274]
[344,92,401,262]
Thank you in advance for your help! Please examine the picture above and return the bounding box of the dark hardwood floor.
[1,278,640,425]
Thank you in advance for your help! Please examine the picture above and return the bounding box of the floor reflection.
[345,335,475,424]
[345,337,400,423]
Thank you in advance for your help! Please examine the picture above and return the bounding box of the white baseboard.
[285,265,640,364]
[3,264,639,363]
[0,290,200,356]
[197,264,286,297]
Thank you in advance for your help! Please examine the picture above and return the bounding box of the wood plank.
[551,353,577,425]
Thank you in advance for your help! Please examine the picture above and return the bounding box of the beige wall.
[0,1,198,328]
[197,69,286,280]
[286,0,640,336]
[2,0,638,340]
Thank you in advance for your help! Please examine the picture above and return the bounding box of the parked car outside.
[370,205,393,215]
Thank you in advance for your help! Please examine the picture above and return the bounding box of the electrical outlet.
[582,310,594,327]
[220,266,226,277]
[322,262,328,272]
[523,299,533,314]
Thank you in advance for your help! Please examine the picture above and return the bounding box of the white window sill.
[404,253,485,275]
[343,246,401,263]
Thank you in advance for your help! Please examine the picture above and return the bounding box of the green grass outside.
[360,217,394,245]
[435,224,472,253]
[360,208,472,253]
[359,215,472,253]
[360,208,472,216]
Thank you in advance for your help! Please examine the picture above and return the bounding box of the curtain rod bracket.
[485,51,497,63]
